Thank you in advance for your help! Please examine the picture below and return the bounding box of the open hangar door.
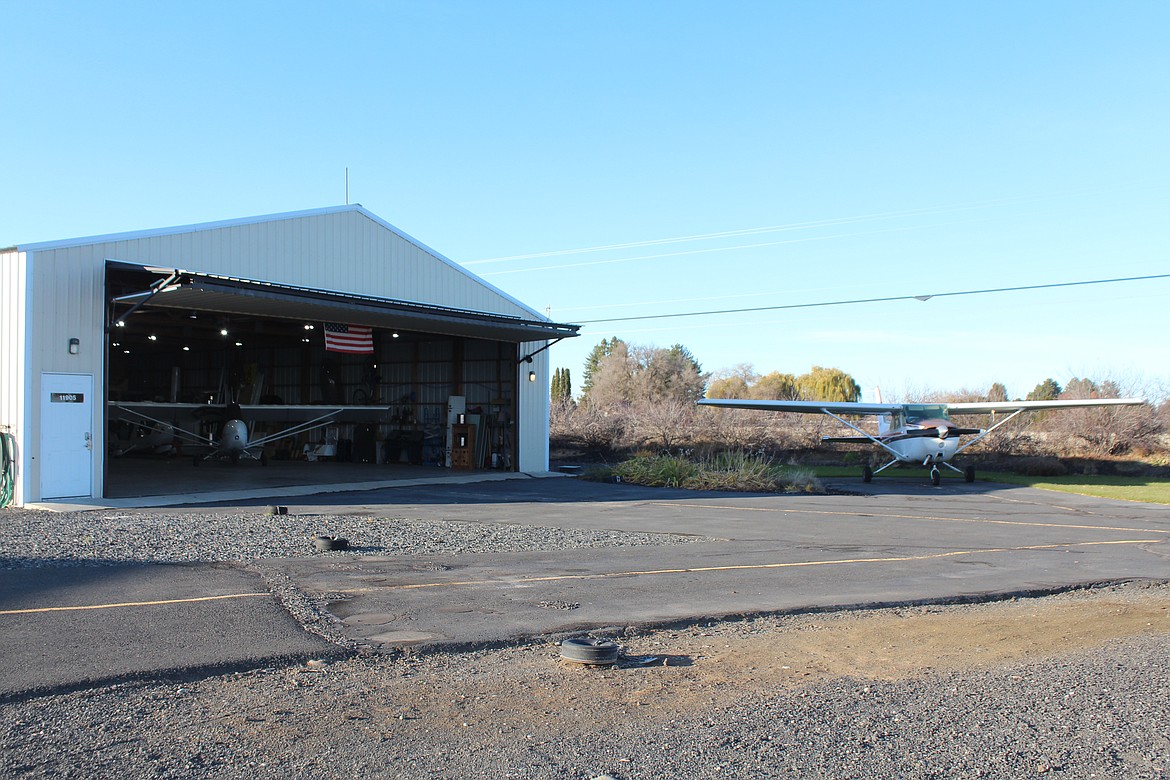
[103,262,577,499]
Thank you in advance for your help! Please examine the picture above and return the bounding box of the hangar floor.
[96,456,509,508]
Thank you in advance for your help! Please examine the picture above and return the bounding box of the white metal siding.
[0,250,29,505]
[42,209,538,319]
[24,248,108,501]
[517,341,551,472]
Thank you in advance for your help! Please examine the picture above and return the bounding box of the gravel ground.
[0,508,717,568]
[3,595,1168,780]
[2,506,1169,778]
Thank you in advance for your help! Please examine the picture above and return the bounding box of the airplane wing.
[110,402,394,449]
[239,404,392,424]
[947,398,1146,414]
[697,399,902,416]
[111,401,392,421]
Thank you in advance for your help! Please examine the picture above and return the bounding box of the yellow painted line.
[0,592,271,616]
[979,493,1088,513]
[647,501,1156,534]
[337,539,1161,593]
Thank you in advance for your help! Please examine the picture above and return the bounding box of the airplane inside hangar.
[102,261,577,498]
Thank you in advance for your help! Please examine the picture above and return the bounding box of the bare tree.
[1043,378,1163,456]
[635,397,698,451]
[551,400,631,460]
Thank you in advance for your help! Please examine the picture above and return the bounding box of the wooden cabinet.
[451,424,475,470]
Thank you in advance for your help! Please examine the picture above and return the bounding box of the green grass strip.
[807,465,1170,504]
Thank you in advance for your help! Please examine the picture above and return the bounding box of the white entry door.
[40,373,94,499]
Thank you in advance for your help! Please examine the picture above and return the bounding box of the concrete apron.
[28,470,567,511]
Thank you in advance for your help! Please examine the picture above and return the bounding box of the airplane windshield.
[903,404,949,424]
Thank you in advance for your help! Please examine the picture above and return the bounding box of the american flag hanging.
[323,322,374,354]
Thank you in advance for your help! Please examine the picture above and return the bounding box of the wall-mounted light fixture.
[68,338,79,355]
[528,370,537,382]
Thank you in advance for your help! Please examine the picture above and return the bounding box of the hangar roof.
[108,261,579,343]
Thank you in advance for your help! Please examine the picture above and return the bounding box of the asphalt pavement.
[267,478,1170,648]
[0,562,339,701]
[4,475,1169,700]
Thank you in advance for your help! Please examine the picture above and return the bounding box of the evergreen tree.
[1027,378,1062,401]
[550,367,573,403]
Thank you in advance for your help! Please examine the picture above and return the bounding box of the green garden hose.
[0,430,15,508]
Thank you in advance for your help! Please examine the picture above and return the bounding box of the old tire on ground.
[314,535,349,552]
[560,638,620,666]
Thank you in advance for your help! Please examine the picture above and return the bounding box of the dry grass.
[598,450,824,493]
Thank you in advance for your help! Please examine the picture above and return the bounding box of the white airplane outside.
[697,396,1146,485]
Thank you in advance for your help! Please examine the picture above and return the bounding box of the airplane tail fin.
[875,387,891,434]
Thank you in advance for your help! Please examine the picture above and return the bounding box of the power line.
[574,273,1170,325]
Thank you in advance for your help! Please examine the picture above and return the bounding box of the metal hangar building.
[0,205,579,507]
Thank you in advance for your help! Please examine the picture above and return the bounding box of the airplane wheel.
[862,466,873,483]
[964,466,976,483]
[260,453,269,466]
[930,468,941,486]
[229,451,241,465]
[192,455,201,467]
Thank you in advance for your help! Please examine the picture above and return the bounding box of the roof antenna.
[345,167,349,205]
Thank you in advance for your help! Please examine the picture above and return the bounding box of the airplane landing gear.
[930,466,941,486]
[964,466,975,483]
[862,466,873,483]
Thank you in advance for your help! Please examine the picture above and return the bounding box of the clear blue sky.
[4,2,1168,401]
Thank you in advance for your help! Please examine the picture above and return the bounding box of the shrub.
[605,450,824,493]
